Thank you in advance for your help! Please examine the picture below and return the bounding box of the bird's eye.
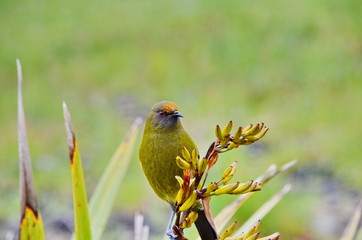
[159,112,165,117]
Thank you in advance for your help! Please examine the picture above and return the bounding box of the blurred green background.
[1,0,361,239]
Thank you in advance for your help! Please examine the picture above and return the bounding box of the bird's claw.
[166,229,178,240]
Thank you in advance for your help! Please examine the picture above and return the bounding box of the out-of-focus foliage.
[214,161,296,235]
[339,199,362,240]
[88,117,142,240]
[1,0,361,239]
[16,63,144,240]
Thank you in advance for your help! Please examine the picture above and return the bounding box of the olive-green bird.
[139,101,218,240]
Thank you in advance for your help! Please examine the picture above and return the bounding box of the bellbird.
[139,101,218,240]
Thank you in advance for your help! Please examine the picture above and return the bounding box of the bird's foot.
[166,229,178,240]
[166,226,188,240]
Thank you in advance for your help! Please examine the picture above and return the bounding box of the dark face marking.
[148,101,183,129]
[151,109,182,129]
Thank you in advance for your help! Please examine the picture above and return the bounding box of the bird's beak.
[173,111,184,118]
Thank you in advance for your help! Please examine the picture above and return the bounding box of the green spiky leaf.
[17,59,46,240]
[63,102,92,240]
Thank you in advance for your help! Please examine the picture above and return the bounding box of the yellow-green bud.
[215,125,223,141]
[222,161,238,184]
[245,232,260,240]
[176,156,191,169]
[234,126,242,140]
[222,121,233,136]
[187,211,199,223]
[257,232,280,240]
[231,180,253,194]
[225,232,245,240]
[214,182,240,196]
[182,147,192,161]
[204,182,218,196]
[198,158,208,174]
[175,188,185,205]
[220,221,237,240]
[242,124,253,133]
[179,190,197,212]
[175,176,184,187]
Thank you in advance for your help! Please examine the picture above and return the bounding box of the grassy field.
[1,0,361,239]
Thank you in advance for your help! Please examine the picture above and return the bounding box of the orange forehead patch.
[161,102,179,114]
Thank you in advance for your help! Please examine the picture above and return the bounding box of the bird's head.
[148,101,184,129]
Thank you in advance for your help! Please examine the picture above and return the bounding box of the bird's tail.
[194,210,218,240]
